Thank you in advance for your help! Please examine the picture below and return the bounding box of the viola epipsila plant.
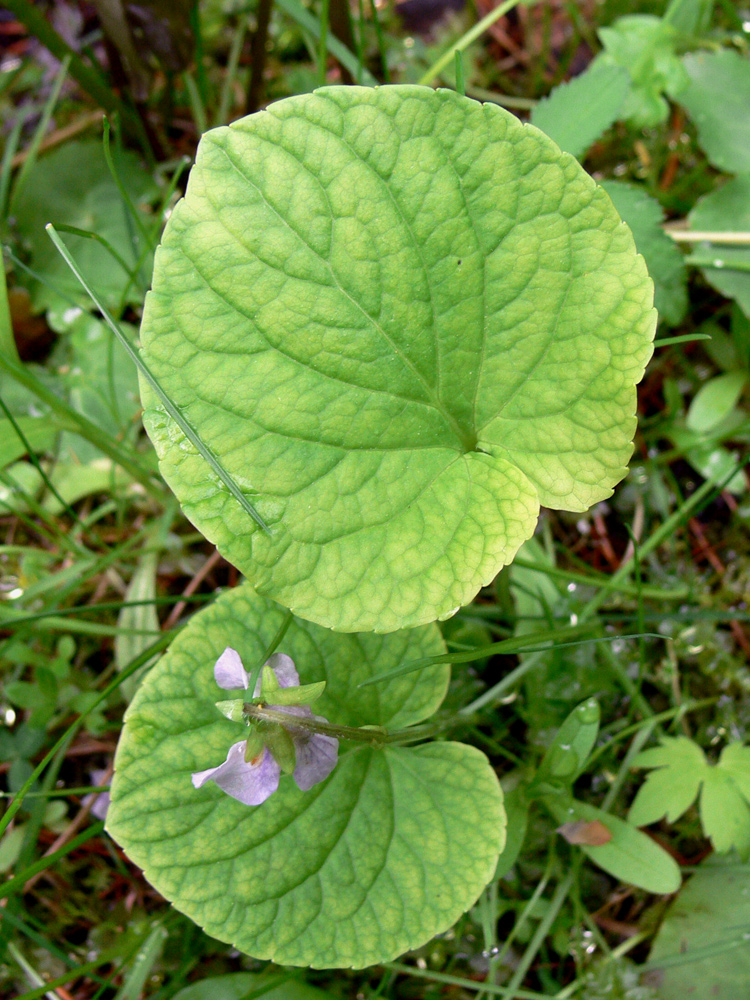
[104,83,655,968]
[5,0,750,993]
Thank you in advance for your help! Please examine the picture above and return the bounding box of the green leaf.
[601,181,688,328]
[717,742,750,800]
[648,857,750,998]
[530,63,629,159]
[106,583,505,968]
[0,824,25,873]
[139,85,655,633]
[686,372,747,434]
[700,768,750,858]
[171,972,334,1000]
[537,698,600,783]
[678,50,750,174]
[62,313,141,452]
[628,735,706,827]
[11,140,155,312]
[689,176,750,320]
[494,785,529,880]
[0,416,57,469]
[596,16,688,127]
[544,795,681,894]
[115,552,161,700]
[630,737,750,855]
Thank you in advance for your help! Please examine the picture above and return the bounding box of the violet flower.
[191,648,338,806]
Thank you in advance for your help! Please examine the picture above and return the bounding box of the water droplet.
[62,306,82,325]
[576,700,599,724]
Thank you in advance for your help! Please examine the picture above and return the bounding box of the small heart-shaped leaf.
[106,584,504,968]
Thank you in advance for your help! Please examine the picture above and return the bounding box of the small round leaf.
[140,85,655,632]
[106,584,504,968]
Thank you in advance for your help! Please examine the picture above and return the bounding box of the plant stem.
[418,0,522,86]
[248,0,274,112]
[244,704,447,746]
[247,610,294,695]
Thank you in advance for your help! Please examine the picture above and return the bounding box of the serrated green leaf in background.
[678,50,750,175]
[11,140,156,312]
[545,796,681,894]
[601,181,688,327]
[139,85,655,633]
[629,735,706,827]
[689,176,750,320]
[647,857,750,1000]
[106,583,505,968]
[630,736,750,857]
[530,63,629,160]
[700,767,750,856]
[596,16,688,127]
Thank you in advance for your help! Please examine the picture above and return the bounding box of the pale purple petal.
[214,647,249,690]
[266,652,299,689]
[293,728,339,791]
[191,741,280,805]
[252,651,300,696]
[270,704,312,719]
[83,768,111,821]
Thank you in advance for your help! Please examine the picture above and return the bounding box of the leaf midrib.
[213,140,478,454]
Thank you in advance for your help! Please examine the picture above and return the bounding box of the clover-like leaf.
[629,735,706,827]
[700,768,750,858]
[106,583,505,969]
[630,736,750,858]
[139,85,655,632]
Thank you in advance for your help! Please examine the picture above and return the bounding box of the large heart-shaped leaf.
[140,85,655,632]
[106,584,505,969]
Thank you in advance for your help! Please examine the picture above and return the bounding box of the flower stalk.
[243,703,450,747]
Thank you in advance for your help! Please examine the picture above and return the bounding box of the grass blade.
[418,0,522,86]
[9,55,70,213]
[45,225,270,532]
